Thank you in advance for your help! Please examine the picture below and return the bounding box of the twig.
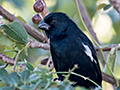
[109,0,120,14]
[0,5,46,42]
[12,42,30,72]
[95,44,120,51]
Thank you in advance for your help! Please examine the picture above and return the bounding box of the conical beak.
[38,20,50,31]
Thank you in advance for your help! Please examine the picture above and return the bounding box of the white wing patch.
[82,43,97,64]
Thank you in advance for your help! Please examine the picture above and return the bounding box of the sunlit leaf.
[97,3,106,10]
[17,16,27,23]
[103,47,117,75]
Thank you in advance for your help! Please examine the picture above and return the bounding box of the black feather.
[38,12,102,89]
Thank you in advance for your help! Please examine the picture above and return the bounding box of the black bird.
[38,12,102,89]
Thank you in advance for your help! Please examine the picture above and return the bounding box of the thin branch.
[110,0,120,14]
[0,52,14,65]
[29,39,50,50]
[0,5,46,42]
[0,50,120,86]
[12,42,30,72]
[76,0,101,44]
[102,72,120,86]
[74,0,107,66]
[95,44,120,51]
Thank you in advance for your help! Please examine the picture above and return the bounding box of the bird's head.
[38,12,74,38]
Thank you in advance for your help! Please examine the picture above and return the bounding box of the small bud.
[32,14,42,24]
[74,64,78,68]
[33,0,44,13]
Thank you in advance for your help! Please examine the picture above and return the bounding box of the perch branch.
[29,39,50,50]
[0,50,120,86]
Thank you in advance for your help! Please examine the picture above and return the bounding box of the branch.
[0,50,120,86]
[95,44,120,51]
[0,52,14,65]
[0,5,46,42]
[12,42,30,72]
[102,72,120,86]
[75,0,107,66]
[76,0,100,44]
[110,0,120,14]
[29,39,50,50]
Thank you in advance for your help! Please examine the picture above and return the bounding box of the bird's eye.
[52,19,57,24]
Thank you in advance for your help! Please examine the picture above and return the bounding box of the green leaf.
[0,69,9,82]
[25,63,34,71]
[16,43,28,55]
[2,20,29,44]
[17,16,27,23]
[97,3,106,10]
[103,47,117,75]
[75,86,88,90]
[117,86,120,90]
[29,84,36,90]
[29,73,41,82]
[0,86,15,90]
[7,72,19,86]
[0,34,13,46]
[103,4,112,11]
[35,68,52,80]
[35,80,47,88]
[20,85,30,90]
[20,70,30,84]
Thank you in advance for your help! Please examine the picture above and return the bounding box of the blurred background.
[0,0,120,90]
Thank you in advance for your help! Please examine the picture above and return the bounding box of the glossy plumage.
[38,12,102,89]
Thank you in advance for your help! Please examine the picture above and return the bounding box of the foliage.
[0,0,120,90]
[0,63,88,90]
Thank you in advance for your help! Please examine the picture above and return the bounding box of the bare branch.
[29,39,50,50]
[95,44,120,51]
[13,42,30,72]
[110,0,120,14]
[76,0,100,44]
[102,72,120,86]
[0,52,14,65]
[75,0,107,65]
